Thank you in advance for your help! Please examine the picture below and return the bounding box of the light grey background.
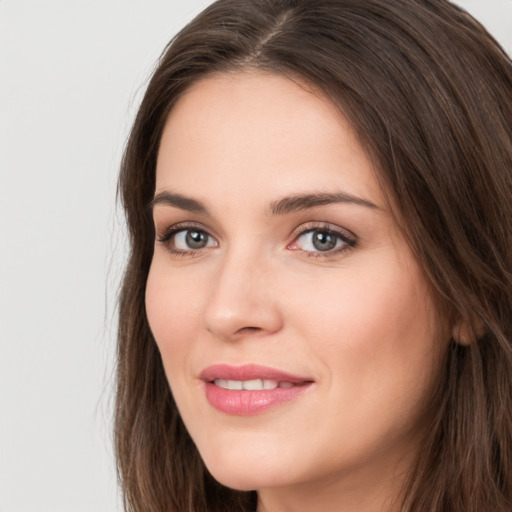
[0,1,510,511]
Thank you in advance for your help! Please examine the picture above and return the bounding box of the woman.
[115,0,512,510]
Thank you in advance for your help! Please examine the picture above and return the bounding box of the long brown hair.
[116,1,512,510]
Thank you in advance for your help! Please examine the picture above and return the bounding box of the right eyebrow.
[148,191,210,215]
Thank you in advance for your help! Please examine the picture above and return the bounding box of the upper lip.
[200,364,313,383]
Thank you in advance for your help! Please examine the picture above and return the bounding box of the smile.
[213,379,296,390]
[200,364,314,415]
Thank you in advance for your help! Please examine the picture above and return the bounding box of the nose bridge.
[204,244,282,340]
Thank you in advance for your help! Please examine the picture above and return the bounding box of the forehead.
[155,71,383,209]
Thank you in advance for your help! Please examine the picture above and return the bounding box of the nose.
[204,251,283,341]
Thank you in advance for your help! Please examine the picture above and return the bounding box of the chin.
[199,444,294,492]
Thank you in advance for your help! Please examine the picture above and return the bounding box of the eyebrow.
[268,192,379,215]
[149,191,210,214]
[149,190,379,216]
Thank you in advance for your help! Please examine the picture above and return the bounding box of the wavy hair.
[116,1,512,510]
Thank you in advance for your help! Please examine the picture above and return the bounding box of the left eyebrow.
[267,192,380,216]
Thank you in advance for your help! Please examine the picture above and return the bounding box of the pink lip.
[200,364,314,416]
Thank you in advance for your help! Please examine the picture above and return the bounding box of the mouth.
[212,378,297,390]
[199,364,314,415]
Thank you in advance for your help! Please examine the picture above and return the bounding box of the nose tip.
[203,258,283,341]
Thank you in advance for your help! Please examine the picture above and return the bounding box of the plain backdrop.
[0,1,511,511]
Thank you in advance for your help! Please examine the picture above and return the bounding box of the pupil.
[186,230,207,249]
[313,231,337,251]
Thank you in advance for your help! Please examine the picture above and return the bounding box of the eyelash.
[156,222,357,259]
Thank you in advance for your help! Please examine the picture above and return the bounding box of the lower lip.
[204,382,311,415]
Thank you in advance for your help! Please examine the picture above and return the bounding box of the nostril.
[237,326,261,334]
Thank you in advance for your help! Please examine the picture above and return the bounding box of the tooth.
[243,379,262,390]
[263,379,278,390]
[213,379,285,391]
[213,379,243,390]
[214,379,230,389]
[228,380,243,390]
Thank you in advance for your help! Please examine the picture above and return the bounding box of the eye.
[157,225,218,254]
[174,229,214,250]
[288,225,356,256]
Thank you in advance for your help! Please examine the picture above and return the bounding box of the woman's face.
[146,72,447,508]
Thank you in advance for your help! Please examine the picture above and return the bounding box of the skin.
[146,71,449,512]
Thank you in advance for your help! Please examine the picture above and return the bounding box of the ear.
[452,317,485,346]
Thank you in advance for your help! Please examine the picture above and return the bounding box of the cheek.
[145,261,202,369]
[289,257,441,402]
[292,265,432,342]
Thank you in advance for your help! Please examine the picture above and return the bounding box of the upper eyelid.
[156,221,217,240]
[292,222,356,241]
[155,220,353,234]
